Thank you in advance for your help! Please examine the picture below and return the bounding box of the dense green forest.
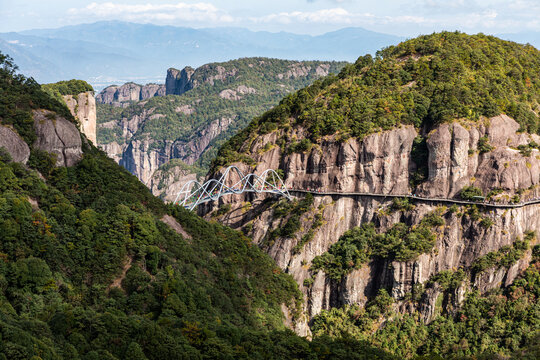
[42,80,94,100]
[213,32,540,169]
[97,57,347,171]
[2,33,540,358]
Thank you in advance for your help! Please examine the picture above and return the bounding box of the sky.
[0,0,539,36]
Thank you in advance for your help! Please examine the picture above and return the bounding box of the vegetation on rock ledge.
[311,211,444,280]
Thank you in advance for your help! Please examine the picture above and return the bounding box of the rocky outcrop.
[96,83,165,107]
[97,63,241,106]
[32,110,83,167]
[118,116,234,186]
[63,91,97,144]
[204,115,540,334]
[165,65,240,96]
[150,165,198,203]
[0,125,30,163]
[165,67,195,95]
[99,141,124,164]
[418,115,540,199]
[219,85,257,100]
[278,63,310,79]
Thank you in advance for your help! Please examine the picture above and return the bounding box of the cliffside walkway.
[288,189,540,209]
[175,165,540,210]
[174,165,291,210]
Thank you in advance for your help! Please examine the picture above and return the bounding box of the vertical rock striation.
[203,116,540,334]
[63,91,97,144]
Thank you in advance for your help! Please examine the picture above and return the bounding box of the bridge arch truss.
[174,166,291,210]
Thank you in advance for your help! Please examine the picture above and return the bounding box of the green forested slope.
[214,32,540,168]
[0,53,397,359]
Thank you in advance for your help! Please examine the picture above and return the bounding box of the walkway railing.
[288,189,540,209]
[174,166,291,210]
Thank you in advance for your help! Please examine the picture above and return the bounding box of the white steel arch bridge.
[174,165,291,210]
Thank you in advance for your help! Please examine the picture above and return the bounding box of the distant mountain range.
[0,21,403,89]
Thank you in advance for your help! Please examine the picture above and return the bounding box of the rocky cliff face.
[149,165,198,203]
[63,91,97,144]
[203,115,540,336]
[96,83,166,107]
[165,67,195,95]
[165,64,240,96]
[32,109,83,167]
[417,115,540,199]
[119,116,234,186]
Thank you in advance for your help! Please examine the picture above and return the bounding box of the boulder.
[0,125,30,163]
[33,110,83,167]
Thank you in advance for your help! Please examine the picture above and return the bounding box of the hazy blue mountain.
[0,21,403,89]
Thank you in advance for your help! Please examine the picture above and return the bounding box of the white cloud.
[251,8,355,24]
[64,1,540,34]
[249,4,540,34]
[250,8,438,28]
[68,2,234,24]
[423,0,470,10]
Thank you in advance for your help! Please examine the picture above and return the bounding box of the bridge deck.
[288,189,540,209]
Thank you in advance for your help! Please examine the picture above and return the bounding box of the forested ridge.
[213,32,540,169]
[205,32,540,359]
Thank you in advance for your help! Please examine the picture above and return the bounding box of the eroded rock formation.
[121,116,234,185]
[203,116,540,336]
[96,83,166,107]
[63,91,97,144]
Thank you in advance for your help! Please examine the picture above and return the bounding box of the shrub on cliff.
[42,79,94,99]
[460,186,483,200]
[311,211,442,280]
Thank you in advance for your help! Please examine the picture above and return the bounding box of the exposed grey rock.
[117,116,234,186]
[63,91,97,144]
[315,64,331,77]
[33,110,82,167]
[236,85,257,95]
[165,67,195,95]
[0,125,30,163]
[219,89,240,100]
[418,116,540,199]
[218,86,257,100]
[175,105,194,115]
[151,165,198,203]
[278,63,311,79]
[165,65,239,96]
[96,82,166,106]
